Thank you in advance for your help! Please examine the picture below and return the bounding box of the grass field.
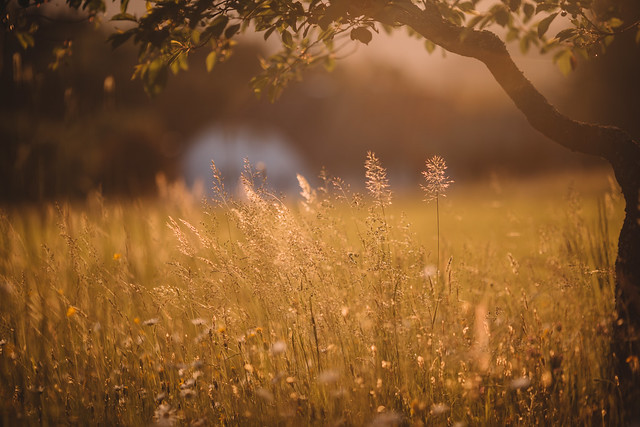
[0,159,625,426]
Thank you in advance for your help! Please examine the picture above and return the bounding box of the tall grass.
[0,158,623,426]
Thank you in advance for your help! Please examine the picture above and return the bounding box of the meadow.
[0,156,624,426]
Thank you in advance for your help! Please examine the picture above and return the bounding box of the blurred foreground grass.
[0,164,624,426]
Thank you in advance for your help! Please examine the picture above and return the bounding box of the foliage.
[3,0,639,95]
[0,159,624,425]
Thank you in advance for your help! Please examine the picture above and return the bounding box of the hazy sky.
[98,0,565,110]
[343,29,566,109]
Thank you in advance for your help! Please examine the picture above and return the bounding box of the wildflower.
[421,265,437,279]
[180,388,196,398]
[509,377,531,390]
[181,378,196,389]
[317,370,339,384]
[191,318,207,326]
[370,411,402,427]
[416,355,425,368]
[431,403,450,415]
[142,318,160,326]
[66,306,76,317]
[256,388,274,403]
[271,340,287,355]
[113,253,122,261]
[411,399,427,415]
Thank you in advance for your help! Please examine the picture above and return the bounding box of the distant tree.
[3,0,640,418]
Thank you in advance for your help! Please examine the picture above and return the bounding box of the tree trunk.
[385,2,640,420]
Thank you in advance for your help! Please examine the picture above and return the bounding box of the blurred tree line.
[1,14,638,202]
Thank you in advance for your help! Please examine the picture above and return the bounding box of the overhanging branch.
[380,2,640,182]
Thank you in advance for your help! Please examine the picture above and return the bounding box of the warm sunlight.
[2,0,639,425]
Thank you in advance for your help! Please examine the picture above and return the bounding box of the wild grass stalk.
[0,162,623,426]
[421,155,453,283]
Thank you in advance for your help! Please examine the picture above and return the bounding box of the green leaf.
[191,29,200,44]
[523,3,534,22]
[323,54,336,72]
[282,30,294,48]
[350,27,372,45]
[553,49,576,76]
[636,27,640,44]
[555,28,576,42]
[466,14,483,29]
[457,2,475,12]
[508,0,521,12]
[206,51,216,72]
[608,17,623,28]
[603,35,614,47]
[264,26,276,41]
[108,29,135,49]
[535,3,559,14]
[537,12,558,38]
[494,6,510,27]
[144,58,168,96]
[120,0,129,13]
[203,15,228,39]
[519,32,531,54]
[293,1,305,16]
[15,32,35,49]
[424,39,436,54]
[225,23,240,39]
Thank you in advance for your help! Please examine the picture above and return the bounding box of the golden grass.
[0,164,624,426]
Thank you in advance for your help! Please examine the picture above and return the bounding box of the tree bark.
[384,1,640,420]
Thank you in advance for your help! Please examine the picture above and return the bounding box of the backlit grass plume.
[0,161,622,426]
[365,151,392,208]
[422,155,454,281]
[421,155,453,202]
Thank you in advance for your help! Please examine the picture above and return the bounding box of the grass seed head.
[365,151,392,206]
[421,155,453,202]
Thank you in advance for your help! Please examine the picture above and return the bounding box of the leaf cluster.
[464,0,639,75]
[4,0,640,95]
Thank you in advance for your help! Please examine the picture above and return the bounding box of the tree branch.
[381,2,640,183]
